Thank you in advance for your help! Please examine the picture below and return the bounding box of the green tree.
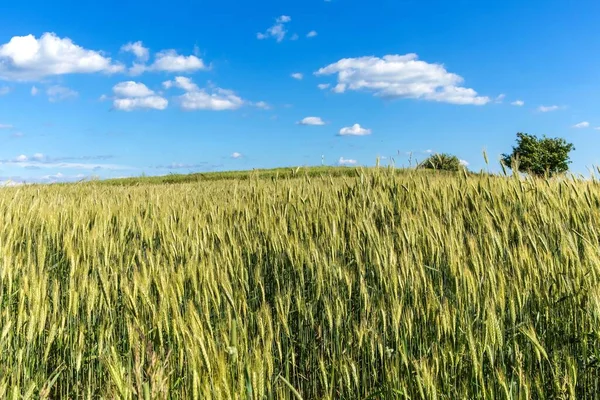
[417,153,464,171]
[502,132,574,177]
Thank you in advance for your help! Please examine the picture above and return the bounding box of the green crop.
[0,167,598,398]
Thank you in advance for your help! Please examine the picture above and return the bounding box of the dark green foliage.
[502,132,575,177]
[417,153,464,172]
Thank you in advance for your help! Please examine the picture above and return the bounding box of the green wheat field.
[0,167,599,399]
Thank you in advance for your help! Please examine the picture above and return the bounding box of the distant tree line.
[418,132,575,177]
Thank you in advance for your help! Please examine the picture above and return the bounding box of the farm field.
[0,167,599,399]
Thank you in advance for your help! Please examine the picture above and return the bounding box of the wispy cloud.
[538,105,560,112]
[0,123,13,129]
[47,85,78,102]
[318,83,330,90]
[291,72,303,80]
[511,100,524,106]
[338,157,357,165]
[257,15,292,42]
[573,121,589,128]
[0,154,128,170]
[155,162,207,169]
[306,30,318,38]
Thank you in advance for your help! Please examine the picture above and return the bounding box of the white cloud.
[298,116,325,125]
[111,81,167,111]
[162,76,199,92]
[130,50,207,75]
[150,50,207,72]
[257,16,292,42]
[31,86,38,96]
[15,154,27,162]
[0,154,131,170]
[0,124,13,129]
[291,72,303,80]
[231,152,242,159]
[162,76,246,111]
[121,41,149,62]
[32,153,44,160]
[47,85,78,102]
[573,121,589,128]
[113,96,168,111]
[338,157,357,165]
[538,105,560,112]
[459,159,469,166]
[0,86,10,95]
[511,100,524,106]
[339,123,371,136]
[179,89,244,111]
[0,32,124,81]
[307,30,318,38]
[113,81,154,98]
[253,101,271,110]
[424,149,433,154]
[495,94,505,103]
[315,54,489,105]
[332,83,346,93]
[318,83,330,90]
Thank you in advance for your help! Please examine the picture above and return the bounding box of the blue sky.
[1,0,599,183]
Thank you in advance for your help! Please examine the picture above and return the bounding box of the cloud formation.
[47,85,78,102]
[257,16,292,42]
[121,41,149,62]
[573,121,589,128]
[338,123,371,136]
[338,157,357,165]
[538,105,560,112]
[0,32,124,80]
[163,76,245,111]
[111,81,167,111]
[291,72,303,80]
[298,116,325,125]
[315,54,489,105]
[511,100,524,106]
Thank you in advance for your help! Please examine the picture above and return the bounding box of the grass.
[0,166,599,398]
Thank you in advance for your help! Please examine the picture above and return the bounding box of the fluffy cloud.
[231,152,242,159]
[573,121,589,128]
[113,81,155,97]
[339,123,371,136]
[291,72,303,80]
[318,83,330,90]
[338,157,357,165]
[307,31,318,38]
[150,50,206,72]
[257,16,292,42]
[179,89,243,111]
[47,85,78,102]
[0,32,124,80]
[113,96,168,111]
[163,76,245,111]
[298,116,325,125]
[315,54,489,105]
[511,100,524,106]
[111,81,167,111]
[121,41,149,61]
[538,105,560,112]
[129,50,207,75]
[162,76,198,92]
